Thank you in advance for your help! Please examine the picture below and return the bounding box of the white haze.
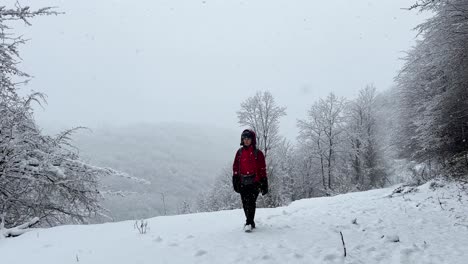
[12,0,428,140]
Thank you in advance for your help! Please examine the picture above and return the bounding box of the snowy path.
[1,181,468,264]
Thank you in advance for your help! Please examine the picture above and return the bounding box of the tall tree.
[298,93,347,190]
[237,91,286,159]
[0,4,123,236]
[298,103,327,189]
[396,0,468,176]
[262,138,295,206]
[347,85,387,189]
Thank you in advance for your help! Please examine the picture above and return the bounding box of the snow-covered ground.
[2,180,468,264]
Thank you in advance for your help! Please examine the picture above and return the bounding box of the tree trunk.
[328,136,333,190]
[317,138,326,189]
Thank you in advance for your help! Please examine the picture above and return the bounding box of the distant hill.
[67,122,240,221]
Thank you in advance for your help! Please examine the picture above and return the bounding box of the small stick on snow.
[437,197,445,210]
[340,231,347,257]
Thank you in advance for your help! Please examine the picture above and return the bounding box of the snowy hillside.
[2,180,468,264]
[69,122,239,220]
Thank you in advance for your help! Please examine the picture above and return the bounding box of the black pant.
[240,184,259,225]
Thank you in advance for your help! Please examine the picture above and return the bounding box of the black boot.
[245,219,255,229]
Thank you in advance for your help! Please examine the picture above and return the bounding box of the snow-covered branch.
[0,216,39,238]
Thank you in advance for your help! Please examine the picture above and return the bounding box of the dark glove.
[260,177,268,195]
[232,175,240,193]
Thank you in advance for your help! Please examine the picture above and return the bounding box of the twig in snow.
[134,219,148,234]
[340,231,347,257]
[437,197,445,210]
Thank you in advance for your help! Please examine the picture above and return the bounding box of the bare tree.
[237,91,286,159]
[347,85,387,189]
[298,93,346,190]
[268,138,295,205]
[298,103,327,189]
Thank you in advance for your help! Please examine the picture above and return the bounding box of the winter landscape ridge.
[1,1,468,263]
[1,179,467,264]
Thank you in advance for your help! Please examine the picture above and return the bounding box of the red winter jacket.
[232,130,267,183]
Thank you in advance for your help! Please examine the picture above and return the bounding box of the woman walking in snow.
[232,129,268,232]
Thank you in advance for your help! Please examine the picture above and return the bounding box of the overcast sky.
[14,0,427,140]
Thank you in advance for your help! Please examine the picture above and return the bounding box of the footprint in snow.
[186,235,194,239]
[384,235,400,243]
[194,250,207,257]
[169,243,179,247]
[267,215,280,220]
[322,252,344,263]
[352,244,365,251]
[153,236,163,243]
[294,253,304,259]
[400,244,423,264]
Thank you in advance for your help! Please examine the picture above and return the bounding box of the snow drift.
[1,180,467,264]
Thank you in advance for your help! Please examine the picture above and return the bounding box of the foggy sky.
[14,0,427,140]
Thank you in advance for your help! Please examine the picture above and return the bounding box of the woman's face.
[243,137,252,146]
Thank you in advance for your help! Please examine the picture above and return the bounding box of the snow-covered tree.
[297,105,327,190]
[290,146,322,199]
[0,4,123,236]
[237,91,286,159]
[346,85,388,189]
[298,93,347,190]
[178,200,192,215]
[396,0,468,177]
[264,138,295,206]
[196,166,241,212]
